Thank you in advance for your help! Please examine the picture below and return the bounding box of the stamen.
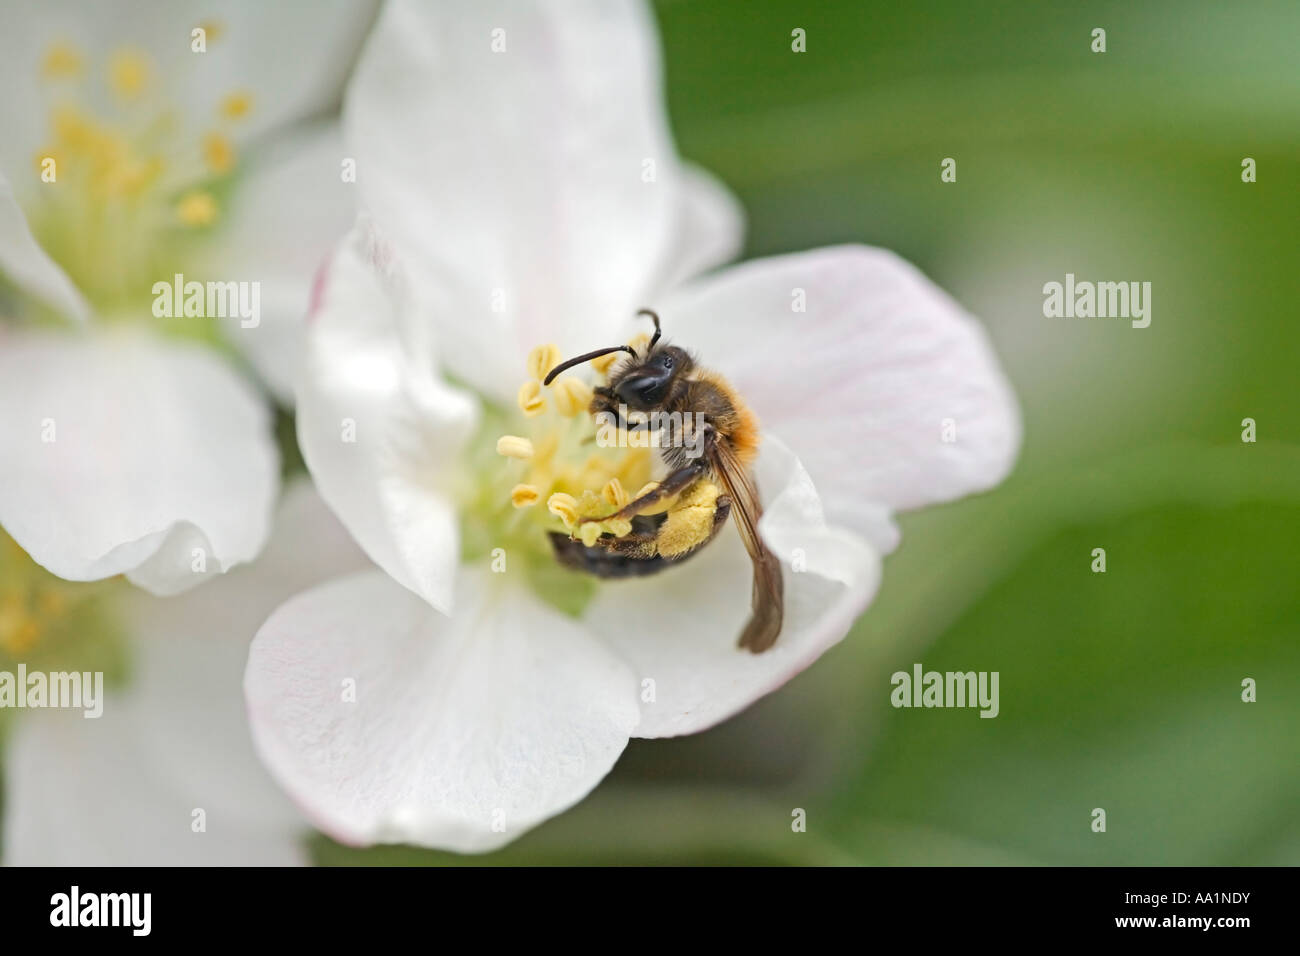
[219,90,253,121]
[511,484,540,508]
[602,478,629,509]
[203,132,236,174]
[176,191,218,227]
[41,42,84,80]
[517,380,545,417]
[527,343,561,382]
[0,594,39,654]
[589,350,620,375]
[108,49,151,100]
[552,377,593,416]
[496,435,534,460]
[547,493,580,529]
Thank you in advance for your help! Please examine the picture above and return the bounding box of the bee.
[543,310,784,653]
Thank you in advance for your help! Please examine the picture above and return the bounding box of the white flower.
[3,481,369,865]
[245,0,1021,853]
[0,0,371,593]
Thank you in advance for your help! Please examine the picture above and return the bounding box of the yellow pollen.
[547,493,580,529]
[200,20,225,43]
[41,42,84,80]
[109,49,152,99]
[511,484,540,509]
[176,191,218,227]
[602,478,629,510]
[626,331,651,356]
[37,589,67,618]
[496,435,535,460]
[590,350,619,375]
[219,90,254,120]
[527,343,561,382]
[553,377,593,416]
[202,132,236,174]
[0,595,40,655]
[634,481,660,500]
[517,380,545,417]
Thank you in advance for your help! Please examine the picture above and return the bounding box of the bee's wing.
[708,434,784,652]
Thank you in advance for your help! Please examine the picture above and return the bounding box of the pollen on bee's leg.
[552,377,593,416]
[656,481,721,558]
[517,380,545,417]
[547,493,580,529]
[496,435,534,459]
[527,343,561,382]
[510,484,540,508]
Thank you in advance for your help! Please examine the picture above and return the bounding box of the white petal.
[649,163,746,293]
[0,171,89,323]
[343,0,685,400]
[0,0,378,178]
[297,220,479,614]
[245,569,640,853]
[663,245,1021,549]
[0,328,278,592]
[2,481,367,865]
[586,436,880,738]
[208,120,355,405]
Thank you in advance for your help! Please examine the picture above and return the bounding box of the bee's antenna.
[543,345,637,386]
[637,308,662,350]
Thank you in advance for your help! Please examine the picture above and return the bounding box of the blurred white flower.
[3,481,369,865]
[0,0,372,593]
[244,0,1020,852]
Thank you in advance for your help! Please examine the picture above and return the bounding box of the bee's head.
[542,309,690,410]
[610,344,691,410]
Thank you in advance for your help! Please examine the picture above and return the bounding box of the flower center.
[26,39,251,318]
[459,342,657,615]
[0,534,129,691]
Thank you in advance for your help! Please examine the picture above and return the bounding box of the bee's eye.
[659,354,673,369]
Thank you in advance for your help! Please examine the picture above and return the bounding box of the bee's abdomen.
[547,531,673,578]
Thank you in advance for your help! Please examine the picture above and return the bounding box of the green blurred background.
[318,0,1300,865]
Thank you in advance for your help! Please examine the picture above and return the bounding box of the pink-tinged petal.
[297,220,479,615]
[0,328,277,592]
[0,172,89,324]
[586,436,880,738]
[2,481,367,865]
[245,570,640,853]
[207,120,356,405]
[343,0,687,400]
[662,245,1021,550]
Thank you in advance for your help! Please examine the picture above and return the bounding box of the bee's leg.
[580,461,705,524]
[590,387,653,433]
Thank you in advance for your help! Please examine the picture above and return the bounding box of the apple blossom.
[245,0,1020,853]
